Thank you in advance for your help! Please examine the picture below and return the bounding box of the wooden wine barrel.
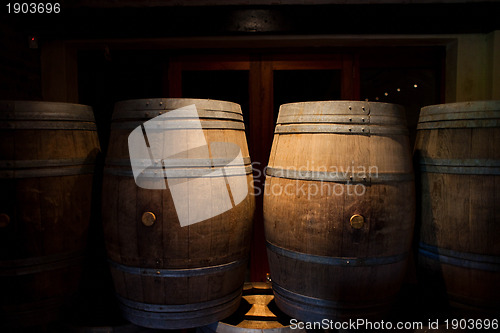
[102,98,255,329]
[415,101,500,313]
[264,101,415,322]
[0,101,100,328]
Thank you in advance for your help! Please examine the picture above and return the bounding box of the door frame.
[43,36,446,281]
[166,51,359,281]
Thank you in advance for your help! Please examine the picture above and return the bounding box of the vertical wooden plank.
[15,131,43,256]
[469,127,500,255]
[66,46,79,103]
[248,56,261,166]
[101,174,121,262]
[439,47,447,104]
[455,35,489,102]
[341,53,359,101]
[352,53,361,101]
[340,134,371,258]
[41,41,78,103]
[41,40,64,101]
[135,180,164,304]
[117,177,139,266]
[161,57,170,98]
[0,126,16,257]
[249,55,273,282]
[260,58,274,166]
[445,40,458,103]
[249,55,274,167]
[490,31,500,100]
[167,56,182,98]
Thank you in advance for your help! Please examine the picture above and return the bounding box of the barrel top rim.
[279,100,404,109]
[0,100,93,110]
[114,98,242,112]
[278,101,406,120]
[421,100,500,114]
[0,100,95,122]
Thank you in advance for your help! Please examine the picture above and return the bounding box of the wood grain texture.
[102,98,255,329]
[415,101,500,313]
[41,42,79,103]
[248,56,274,282]
[264,101,415,321]
[0,101,100,328]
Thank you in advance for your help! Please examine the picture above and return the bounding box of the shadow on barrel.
[413,148,450,320]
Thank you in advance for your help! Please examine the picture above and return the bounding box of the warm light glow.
[414,84,418,88]
[375,97,379,101]
[397,88,401,92]
[384,92,389,96]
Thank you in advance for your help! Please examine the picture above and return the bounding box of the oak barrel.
[102,98,255,329]
[264,101,415,321]
[0,101,100,327]
[415,101,500,313]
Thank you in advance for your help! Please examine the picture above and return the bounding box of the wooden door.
[167,52,358,281]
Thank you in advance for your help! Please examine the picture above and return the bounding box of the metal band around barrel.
[112,110,243,122]
[106,157,252,168]
[420,101,500,116]
[272,284,395,311]
[0,165,96,178]
[113,99,241,113]
[116,287,241,313]
[418,242,500,272]
[105,164,253,178]
[0,110,95,122]
[278,102,406,118]
[0,158,96,169]
[417,119,500,130]
[0,121,97,131]
[108,259,245,278]
[278,115,371,124]
[0,250,85,276]
[267,241,408,267]
[277,115,405,126]
[418,111,500,124]
[111,120,245,130]
[419,158,500,175]
[265,167,414,184]
[275,124,408,135]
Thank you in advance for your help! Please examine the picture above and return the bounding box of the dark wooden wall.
[0,20,41,100]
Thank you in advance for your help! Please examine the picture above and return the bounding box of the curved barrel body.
[415,100,500,313]
[0,101,100,327]
[264,101,415,321]
[102,98,255,329]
